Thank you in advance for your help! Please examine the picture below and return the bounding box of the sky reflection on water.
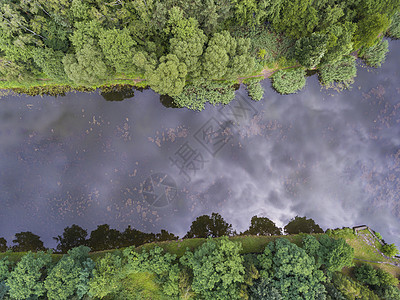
[0,40,399,249]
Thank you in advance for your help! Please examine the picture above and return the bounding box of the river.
[0,40,399,249]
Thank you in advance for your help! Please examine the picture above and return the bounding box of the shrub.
[245,81,264,101]
[387,12,400,39]
[359,40,389,67]
[318,56,357,86]
[271,68,306,94]
[381,244,399,257]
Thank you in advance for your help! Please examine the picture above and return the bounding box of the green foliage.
[180,237,245,299]
[257,238,326,299]
[123,246,179,297]
[44,246,93,300]
[6,251,52,300]
[353,13,391,49]
[359,39,389,67]
[242,215,281,235]
[318,55,357,86]
[88,253,122,298]
[318,235,354,273]
[12,232,45,252]
[63,43,111,86]
[322,22,356,64]
[203,31,254,80]
[245,81,264,101]
[0,239,6,253]
[374,232,383,240]
[295,33,328,68]
[185,213,233,239]
[88,224,121,252]
[271,68,306,94]
[387,12,400,38]
[33,48,67,80]
[98,28,137,73]
[146,54,187,96]
[284,216,324,234]
[381,244,399,257]
[0,257,10,299]
[173,80,236,110]
[332,272,380,300]
[53,224,88,253]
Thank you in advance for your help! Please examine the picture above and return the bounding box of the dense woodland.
[1,214,400,299]
[0,0,400,109]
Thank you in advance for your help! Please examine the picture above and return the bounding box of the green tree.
[156,229,179,242]
[242,215,281,236]
[88,224,121,251]
[184,212,233,238]
[0,257,10,299]
[354,263,379,286]
[322,22,356,64]
[257,238,326,299]
[353,13,391,49]
[6,251,52,300]
[53,224,88,253]
[123,246,179,297]
[318,235,354,273]
[332,272,380,300]
[180,237,245,299]
[0,238,6,252]
[98,28,137,73]
[88,253,122,299]
[33,48,67,80]
[120,226,156,248]
[272,0,319,38]
[272,68,306,94]
[295,33,328,68]
[381,244,399,257]
[63,42,111,86]
[146,54,187,96]
[12,232,45,252]
[44,246,93,300]
[284,216,324,234]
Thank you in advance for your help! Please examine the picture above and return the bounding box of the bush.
[173,80,236,111]
[318,56,357,86]
[245,80,264,101]
[387,12,400,39]
[271,68,306,94]
[359,40,389,67]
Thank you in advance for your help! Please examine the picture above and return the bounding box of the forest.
[1,214,400,299]
[0,0,400,110]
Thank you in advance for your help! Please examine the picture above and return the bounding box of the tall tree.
[242,216,281,236]
[284,216,324,234]
[146,54,187,96]
[53,224,88,253]
[184,212,233,238]
[0,238,6,252]
[120,225,156,247]
[12,232,45,252]
[88,224,121,251]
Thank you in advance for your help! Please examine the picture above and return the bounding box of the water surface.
[1,40,399,248]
